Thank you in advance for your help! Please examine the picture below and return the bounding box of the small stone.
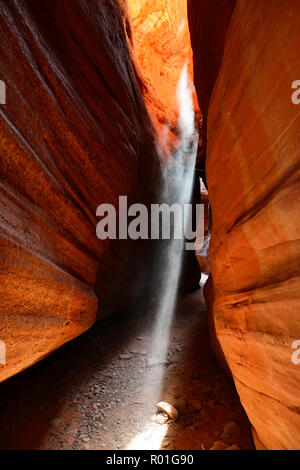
[162,440,169,448]
[176,345,182,352]
[209,440,227,450]
[222,421,240,439]
[174,398,187,411]
[157,401,179,420]
[226,444,240,450]
[200,384,211,393]
[190,400,202,411]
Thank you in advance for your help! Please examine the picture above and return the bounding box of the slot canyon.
[0,0,299,452]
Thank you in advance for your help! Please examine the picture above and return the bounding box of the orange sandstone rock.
[189,0,300,450]
[128,0,200,158]
[0,0,162,382]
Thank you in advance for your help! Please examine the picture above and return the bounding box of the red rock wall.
[189,0,300,449]
[0,0,162,382]
[128,0,200,158]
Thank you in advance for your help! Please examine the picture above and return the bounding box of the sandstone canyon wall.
[127,0,199,158]
[0,0,162,382]
[189,0,300,450]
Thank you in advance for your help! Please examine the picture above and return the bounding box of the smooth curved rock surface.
[189,0,300,449]
[0,0,162,382]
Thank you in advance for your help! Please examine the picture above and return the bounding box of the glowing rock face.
[189,0,300,451]
[128,0,199,156]
[0,0,163,382]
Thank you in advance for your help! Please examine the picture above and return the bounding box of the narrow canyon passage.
[0,283,253,450]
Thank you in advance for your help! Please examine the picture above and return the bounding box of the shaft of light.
[126,64,198,449]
